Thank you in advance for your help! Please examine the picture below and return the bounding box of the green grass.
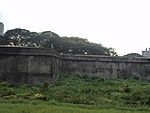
[0,74,150,113]
[0,102,150,113]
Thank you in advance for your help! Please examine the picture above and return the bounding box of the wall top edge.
[0,46,60,58]
[61,54,150,63]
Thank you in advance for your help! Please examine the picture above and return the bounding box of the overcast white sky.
[0,0,150,55]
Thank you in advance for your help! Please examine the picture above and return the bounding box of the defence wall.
[0,46,61,84]
[62,54,150,80]
[1,46,150,84]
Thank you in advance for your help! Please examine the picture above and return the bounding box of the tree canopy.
[124,53,142,58]
[0,28,117,56]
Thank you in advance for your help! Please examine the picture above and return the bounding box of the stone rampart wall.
[0,46,150,84]
[62,54,150,80]
[0,46,61,84]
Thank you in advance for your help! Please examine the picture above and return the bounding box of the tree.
[0,28,117,56]
[124,53,142,58]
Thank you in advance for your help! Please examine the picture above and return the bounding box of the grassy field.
[0,102,150,113]
[0,74,150,113]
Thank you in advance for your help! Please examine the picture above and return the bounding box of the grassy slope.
[0,74,150,113]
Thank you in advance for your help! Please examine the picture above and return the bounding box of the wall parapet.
[62,54,150,63]
[0,46,61,59]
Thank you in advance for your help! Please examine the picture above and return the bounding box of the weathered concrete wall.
[1,46,150,84]
[62,54,150,80]
[0,46,61,84]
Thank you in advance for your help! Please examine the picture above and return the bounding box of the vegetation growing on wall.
[0,28,117,56]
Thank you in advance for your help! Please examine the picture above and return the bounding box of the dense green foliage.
[0,74,150,113]
[0,28,117,56]
[0,74,150,107]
